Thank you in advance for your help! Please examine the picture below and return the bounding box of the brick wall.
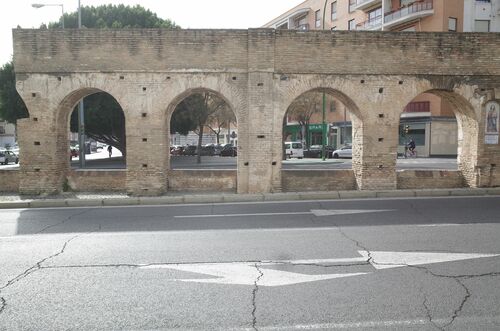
[67,169,126,191]
[397,170,465,189]
[167,170,237,192]
[282,170,356,192]
[0,170,19,192]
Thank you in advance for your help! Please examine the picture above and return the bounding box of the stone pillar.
[125,94,168,196]
[17,103,64,195]
[244,29,277,193]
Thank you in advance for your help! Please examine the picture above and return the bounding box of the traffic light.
[404,125,410,134]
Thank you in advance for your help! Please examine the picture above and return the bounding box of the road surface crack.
[0,226,100,315]
[36,209,91,234]
[252,263,263,331]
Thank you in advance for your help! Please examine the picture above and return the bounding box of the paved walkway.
[1,187,498,209]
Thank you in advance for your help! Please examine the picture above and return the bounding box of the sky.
[0,0,304,65]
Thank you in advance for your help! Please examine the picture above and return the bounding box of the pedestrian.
[107,145,112,158]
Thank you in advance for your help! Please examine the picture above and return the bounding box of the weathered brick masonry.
[10,29,500,195]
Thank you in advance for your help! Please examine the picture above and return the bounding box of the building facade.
[265,0,497,156]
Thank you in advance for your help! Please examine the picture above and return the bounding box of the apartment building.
[266,0,498,156]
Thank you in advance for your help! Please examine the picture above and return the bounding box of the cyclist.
[407,139,416,157]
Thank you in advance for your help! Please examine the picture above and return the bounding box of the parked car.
[220,145,237,157]
[0,150,19,165]
[284,141,304,159]
[182,145,197,156]
[332,145,352,159]
[170,145,185,156]
[303,145,335,158]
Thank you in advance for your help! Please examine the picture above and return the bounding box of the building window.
[331,1,337,21]
[0,126,4,134]
[368,7,382,25]
[348,19,355,30]
[448,17,457,32]
[475,20,490,32]
[315,10,321,28]
[349,0,356,12]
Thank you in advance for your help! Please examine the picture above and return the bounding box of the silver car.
[332,145,352,159]
[0,150,19,165]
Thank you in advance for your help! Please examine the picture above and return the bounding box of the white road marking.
[227,315,500,330]
[416,223,462,227]
[141,251,499,287]
[174,209,394,218]
[360,251,500,270]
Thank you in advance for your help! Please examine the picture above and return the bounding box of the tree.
[70,93,126,156]
[287,91,324,149]
[0,62,29,124]
[49,4,179,29]
[206,104,236,145]
[175,92,228,164]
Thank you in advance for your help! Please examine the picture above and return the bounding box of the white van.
[284,141,304,159]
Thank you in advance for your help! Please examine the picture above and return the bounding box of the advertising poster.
[485,101,499,144]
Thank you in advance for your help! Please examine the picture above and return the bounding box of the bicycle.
[404,148,417,158]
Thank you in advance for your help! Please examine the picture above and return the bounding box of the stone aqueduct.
[7,28,500,195]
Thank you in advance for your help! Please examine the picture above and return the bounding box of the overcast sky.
[0,0,303,65]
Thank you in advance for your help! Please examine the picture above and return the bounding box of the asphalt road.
[1,196,499,330]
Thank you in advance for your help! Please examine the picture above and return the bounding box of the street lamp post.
[32,3,65,28]
[321,0,329,161]
[77,0,86,168]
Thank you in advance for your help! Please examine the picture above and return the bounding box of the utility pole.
[321,0,328,161]
[77,0,86,168]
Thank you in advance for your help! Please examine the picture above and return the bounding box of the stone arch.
[397,84,479,186]
[54,87,127,184]
[277,78,363,192]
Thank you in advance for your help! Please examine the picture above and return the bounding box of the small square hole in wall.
[378,164,383,169]
[360,80,365,84]
[57,77,62,81]
[167,76,171,80]
[244,162,249,166]
[142,138,148,142]
[34,141,40,146]
[232,76,237,80]
[119,75,125,80]
[142,113,147,118]
[32,93,36,97]
[398,80,404,85]
[272,161,277,165]
[34,168,41,172]
[378,114,384,118]
[142,164,148,168]
[142,87,147,91]
[378,138,384,142]
[257,135,265,139]
[33,117,38,122]
[379,88,384,94]
[257,83,264,86]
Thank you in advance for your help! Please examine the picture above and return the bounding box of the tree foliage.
[171,92,228,163]
[70,93,126,155]
[0,62,29,123]
[49,4,179,29]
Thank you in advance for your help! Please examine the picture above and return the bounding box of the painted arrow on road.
[174,209,395,218]
[141,251,499,287]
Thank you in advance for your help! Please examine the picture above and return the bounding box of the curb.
[0,188,499,209]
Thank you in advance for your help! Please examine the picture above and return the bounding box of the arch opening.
[396,89,478,188]
[166,88,238,192]
[281,88,361,192]
[56,88,127,191]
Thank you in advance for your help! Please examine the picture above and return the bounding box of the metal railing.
[384,0,433,24]
[349,0,381,12]
[356,16,383,30]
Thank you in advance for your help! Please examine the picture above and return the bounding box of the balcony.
[356,16,383,30]
[384,0,434,29]
[349,0,382,12]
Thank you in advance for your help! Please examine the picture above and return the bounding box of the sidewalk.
[1,187,499,209]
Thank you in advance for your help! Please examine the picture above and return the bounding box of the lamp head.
[32,4,45,8]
